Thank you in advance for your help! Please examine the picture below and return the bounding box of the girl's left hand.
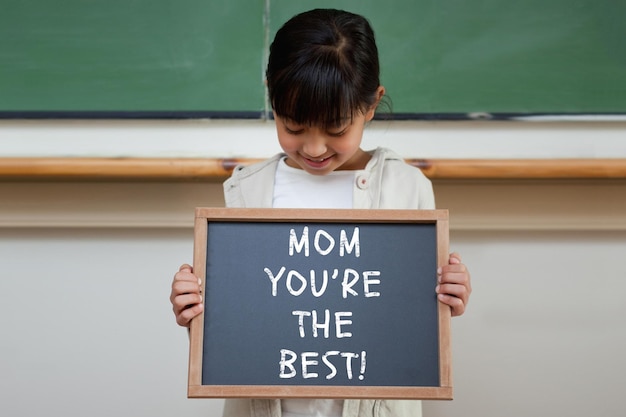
[436,252,472,317]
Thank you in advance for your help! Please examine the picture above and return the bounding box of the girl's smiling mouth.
[301,154,334,169]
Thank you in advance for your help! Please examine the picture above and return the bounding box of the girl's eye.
[284,126,304,135]
[327,128,348,137]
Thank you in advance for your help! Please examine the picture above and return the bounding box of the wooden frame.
[189,207,452,400]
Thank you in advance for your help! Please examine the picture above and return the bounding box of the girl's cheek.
[277,135,298,152]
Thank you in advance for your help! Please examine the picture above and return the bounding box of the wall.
[1,120,626,417]
[2,119,626,159]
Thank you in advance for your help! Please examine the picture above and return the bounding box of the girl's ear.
[365,86,386,121]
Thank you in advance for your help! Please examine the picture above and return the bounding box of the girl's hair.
[266,9,383,128]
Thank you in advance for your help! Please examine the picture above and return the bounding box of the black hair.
[266,9,383,128]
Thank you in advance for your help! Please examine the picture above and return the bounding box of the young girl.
[171,8,471,417]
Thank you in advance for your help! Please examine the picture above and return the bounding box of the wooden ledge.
[1,157,626,180]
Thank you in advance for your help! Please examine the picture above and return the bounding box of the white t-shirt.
[273,157,353,209]
[274,156,347,417]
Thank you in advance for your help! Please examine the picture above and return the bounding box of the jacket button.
[356,174,369,189]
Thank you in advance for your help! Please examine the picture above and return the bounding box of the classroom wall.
[1,120,626,417]
[2,119,626,159]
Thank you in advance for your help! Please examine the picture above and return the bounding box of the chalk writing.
[279,349,367,381]
[266,226,380,382]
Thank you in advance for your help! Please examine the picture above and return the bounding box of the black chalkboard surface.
[188,208,451,399]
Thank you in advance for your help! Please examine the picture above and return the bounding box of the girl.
[171,8,471,417]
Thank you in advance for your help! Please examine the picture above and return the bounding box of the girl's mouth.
[302,155,333,169]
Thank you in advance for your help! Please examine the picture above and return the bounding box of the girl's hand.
[170,264,204,327]
[436,252,472,317]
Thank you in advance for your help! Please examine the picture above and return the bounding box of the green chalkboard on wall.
[0,0,266,117]
[1,0,624,119]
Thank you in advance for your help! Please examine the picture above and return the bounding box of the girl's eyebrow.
[328,117,352,128]
[280,117,302,126]
[277,115,300,124]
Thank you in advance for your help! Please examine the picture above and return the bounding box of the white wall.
[425,230,626,417]
[1,120,626,417]
[0,227,224,416]
[1,119,626,159]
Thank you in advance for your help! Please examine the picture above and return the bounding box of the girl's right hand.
[170,264,204,327]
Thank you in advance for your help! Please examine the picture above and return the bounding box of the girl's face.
[274,105,377,176]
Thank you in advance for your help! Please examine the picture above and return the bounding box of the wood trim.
[436,215,452,389]
[1,157,626,180]
[412,158,626,179]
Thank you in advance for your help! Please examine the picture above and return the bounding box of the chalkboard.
[0,0,266,117]
[188,208,451,399]
[1,0,624,119]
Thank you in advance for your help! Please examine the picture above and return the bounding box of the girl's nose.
[302,136,327,158]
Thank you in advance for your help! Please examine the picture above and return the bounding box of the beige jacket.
[224,147,435,211]
[221,147,434,417]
